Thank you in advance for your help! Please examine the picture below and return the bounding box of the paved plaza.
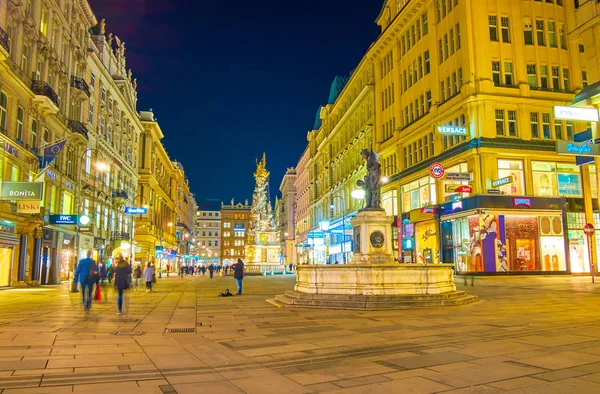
[1,274,600,393]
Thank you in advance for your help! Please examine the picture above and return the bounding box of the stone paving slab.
[2,275,600,392]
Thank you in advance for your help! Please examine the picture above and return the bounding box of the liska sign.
[556,141,600,157]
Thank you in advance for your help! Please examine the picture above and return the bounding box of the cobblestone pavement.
[1,274,600,393]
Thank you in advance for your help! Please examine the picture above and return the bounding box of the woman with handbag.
[114,256,132,315]
[143,262,155,293]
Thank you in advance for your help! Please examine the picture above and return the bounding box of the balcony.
[112,232,130,241]
[67,120,89,140]
[31,81,59,113]
[70,76,90,99]
[0,26,9,61]
[112,190,129,199]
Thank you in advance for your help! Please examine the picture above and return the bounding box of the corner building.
[373,0,591,273]
[220,200,250,266]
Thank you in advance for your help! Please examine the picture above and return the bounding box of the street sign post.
[584,223,596,283]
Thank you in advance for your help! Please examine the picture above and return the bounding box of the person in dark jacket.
[114,258,132,314]
[233,259,244,295]
[133,264,142,291]
[208,263,214,279]
[74,250,98,311]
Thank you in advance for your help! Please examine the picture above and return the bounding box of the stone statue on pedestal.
[357,147,382,209]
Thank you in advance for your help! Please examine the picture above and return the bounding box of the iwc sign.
[370,231,385,248]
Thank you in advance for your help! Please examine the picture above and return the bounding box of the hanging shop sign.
[451,201,463,211]
[573,129,600,166]
[46,170,57,180]
[492,176,513,188]
[421,207,437,214]
[16,201,41,214]
[444,172,472,181]
[437,126,467,135]
[124,206,147,215]
[513,198,532,208]
[429,162,445,179]
[487,189,502,194]
[553,106,599,122]
[0,182,43,201]
[0,219,16,237]
[556,141,600,157]
[445,184,472,193]
[49,215,90,225]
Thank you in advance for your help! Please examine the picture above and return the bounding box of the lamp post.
[329,195,347,264]
[71,148,106,292]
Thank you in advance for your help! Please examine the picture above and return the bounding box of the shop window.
[532,161,581,197]
[382,190,398,216]
[401,176,436,213]
[443,163,469,201]
[497,160,525,195]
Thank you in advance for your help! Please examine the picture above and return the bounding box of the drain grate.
[112,330,146,336]
[164,327,195,334]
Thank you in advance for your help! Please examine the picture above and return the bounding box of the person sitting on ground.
[218,289,233,297]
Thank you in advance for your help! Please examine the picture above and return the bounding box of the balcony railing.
[112,232,130,241]
[31,81,59,108]
[0,26,9,54]
[70,76,90,98]
[112,190,129,199]
[67,120,89,140]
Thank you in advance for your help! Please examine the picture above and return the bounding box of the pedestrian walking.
[114,257,132,315]
[201,266,206,275]
[208,263,214,279]
[74,250,98,312]
[144,262,155,292]
[289,263,293,272]
[233,258,244,295]
[107,263,114,284]
[166,263,171,277]
[133,264,142,291]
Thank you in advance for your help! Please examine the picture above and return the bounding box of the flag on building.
[38,140,67,169]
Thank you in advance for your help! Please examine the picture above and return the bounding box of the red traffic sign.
[584,223,595,237]
[429,162,445,179]
[454,185,473,193]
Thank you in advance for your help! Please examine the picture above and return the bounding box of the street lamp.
[72,148,107,292]
[329,195,347,264]
[351,189,365,199]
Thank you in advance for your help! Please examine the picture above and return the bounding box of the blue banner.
[38,140,67,169]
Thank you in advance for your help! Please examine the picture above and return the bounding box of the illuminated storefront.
[0,219,17,287]
[440,195,567,274]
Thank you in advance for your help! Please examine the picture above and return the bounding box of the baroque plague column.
[245,154,281,267]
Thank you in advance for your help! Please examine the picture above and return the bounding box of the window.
[527,64,537,88]
[91,73,96,87]
[531,112,539,138]
[417,20,421,41]
[532,161,581,197]
[552,66,560,90]
[559,24,566,49]
[441,81,445,102]
[542,113,551,139]
[424,50,430,74]
[40,8,48,36]
[426,90,432,111]
[423,13,428,35]
[554,119,563,140]
[0,92,7,131]
[579,44,585,53]
[458,68,463,88]
[456,24,461,49]
[524,19,533,45]
[16,106,24,142]
[540,65,548,89]
[504,62,513,85]
[88,103,94,124]
[489,16,498,41]
[536,20,545,46]
[444,34,449,58]
[582,71,588,87]
[446,76,451,98]
[21,44,28,72]
[439,40,443,64]
[508,110,517,136]
[492,61,501,85]
[495,109,505,136]
[31,119,38,148]
[401,176,436,212]
[450,28,455,54]
[501,17,510,42]
[101,88,106,102]
[566,120,574,140]
[497,160,525,195]
[548,21,557,47]
[452,72,458,94]
[418,56,423,78]
[563,68,570,91]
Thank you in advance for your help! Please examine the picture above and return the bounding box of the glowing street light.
[351,189,365,199]
[381,175,389,184]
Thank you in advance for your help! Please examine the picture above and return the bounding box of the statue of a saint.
[100,19,106,35]
[357,147,382,209]
[107,33,114,46]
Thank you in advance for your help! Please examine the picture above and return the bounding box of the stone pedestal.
[268,209,477,309]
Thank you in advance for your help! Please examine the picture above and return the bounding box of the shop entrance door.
[0,246,13,287]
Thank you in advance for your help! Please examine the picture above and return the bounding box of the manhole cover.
[164,328,195,334]
[113,331,146,336]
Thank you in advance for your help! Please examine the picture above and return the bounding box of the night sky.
[88,0,382,203]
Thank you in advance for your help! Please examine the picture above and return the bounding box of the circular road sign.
[584,223,595,237]
[429,162,445,179]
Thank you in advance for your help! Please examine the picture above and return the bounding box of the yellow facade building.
[134,110,178,271]
[371,0,591,273]
[173,161,197,267]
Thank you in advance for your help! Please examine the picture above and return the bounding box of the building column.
[48,231,62,285]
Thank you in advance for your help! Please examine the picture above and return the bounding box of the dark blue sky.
[89,0,382,203]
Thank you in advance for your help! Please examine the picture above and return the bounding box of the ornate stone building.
[277,167,296,267]
[220,199,250,266]
[173,161,197,267]
[0,0,96,286]
[195,200,221,265]
[293,147,311,265]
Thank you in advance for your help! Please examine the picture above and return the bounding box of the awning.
[572,80,600,106]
